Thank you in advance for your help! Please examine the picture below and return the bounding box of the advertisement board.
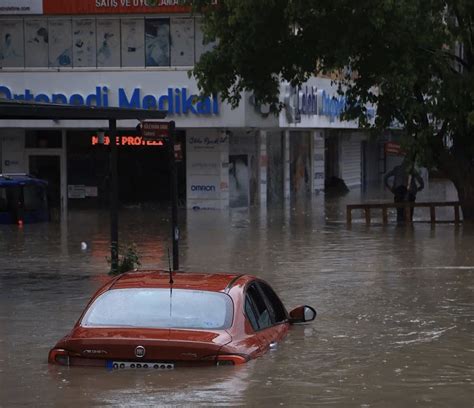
[43,0,190,15]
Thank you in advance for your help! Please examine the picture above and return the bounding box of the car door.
[244,282,289,354]
[255,281,289,349]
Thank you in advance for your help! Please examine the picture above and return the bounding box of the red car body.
[48,271,316,368]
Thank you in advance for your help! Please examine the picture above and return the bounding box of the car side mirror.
[289,305,317,324]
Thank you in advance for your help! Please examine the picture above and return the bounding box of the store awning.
[0,99,167,120]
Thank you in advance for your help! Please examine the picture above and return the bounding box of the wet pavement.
[0,181,473,407]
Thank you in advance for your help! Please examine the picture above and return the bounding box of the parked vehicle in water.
[48,271,316,368]
[0,174,49,224]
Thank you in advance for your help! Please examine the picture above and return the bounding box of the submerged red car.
[48,271,316,368]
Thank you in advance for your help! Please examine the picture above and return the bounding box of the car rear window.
[81,288,233,330]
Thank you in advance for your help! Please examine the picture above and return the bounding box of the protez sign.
[141,121,169,140]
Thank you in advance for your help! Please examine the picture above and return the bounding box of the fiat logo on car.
[134,346,146,358]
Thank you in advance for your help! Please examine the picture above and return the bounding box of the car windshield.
[81,288,233,330]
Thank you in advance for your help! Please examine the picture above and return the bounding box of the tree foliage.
[192,0,474,218]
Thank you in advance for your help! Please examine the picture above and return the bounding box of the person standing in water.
[384,158,424,222]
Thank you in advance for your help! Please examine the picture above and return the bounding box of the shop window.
[121,19,145,67]
[145,18,170,67]
[170,17,194,66]
[24,19,49,67]
[96,19,121,67]
[48,19,72,67]
[25,131,62,148]
[73,19,96,68]
[0,19,25,68]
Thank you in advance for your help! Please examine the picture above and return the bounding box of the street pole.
[109,119,119,274]
[168,120,179,270]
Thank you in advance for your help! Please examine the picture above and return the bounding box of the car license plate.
[106,361,174,370]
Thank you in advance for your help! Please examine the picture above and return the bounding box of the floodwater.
[0,181,473,407]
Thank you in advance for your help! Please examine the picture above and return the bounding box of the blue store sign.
[0,85,219,116]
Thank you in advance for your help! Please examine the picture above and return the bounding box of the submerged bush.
[107,244,141,276]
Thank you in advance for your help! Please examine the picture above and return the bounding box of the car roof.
[109,270,254,292]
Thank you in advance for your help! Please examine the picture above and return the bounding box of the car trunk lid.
[64,327,231,365]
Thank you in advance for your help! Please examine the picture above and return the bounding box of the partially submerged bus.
[0,174,49,224]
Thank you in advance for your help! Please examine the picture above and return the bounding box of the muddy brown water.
[0,183,473,407]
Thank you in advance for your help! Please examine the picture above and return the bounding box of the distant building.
[0,1,390,212]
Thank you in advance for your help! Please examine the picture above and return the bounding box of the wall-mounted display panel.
[0,19,24,67]
[73,19,96,67]
[48,19,72,67]
[121,18,144,67]
[145,18,169,67]
[170,17,194,66]
[24,19,48,67]
[96,19,120,67]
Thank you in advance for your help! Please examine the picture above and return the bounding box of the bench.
[346,201,461,225]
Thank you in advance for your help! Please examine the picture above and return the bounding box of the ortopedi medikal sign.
[0,85,219,116]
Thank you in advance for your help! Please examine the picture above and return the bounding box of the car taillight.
[48,348,70,366]
[215,355,248,366]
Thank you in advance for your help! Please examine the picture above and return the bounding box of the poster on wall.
[145,18,169,67]
[0,19,24,67]
[96,19,120,67]
[48,19,72,67]
[24,19,48,67]
[0,0,42,15]
[229,155,249,208]
[170,17,194,66]
[73,19,96,67]
[121,19,144,67]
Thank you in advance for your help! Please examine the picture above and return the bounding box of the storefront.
[279,77,381,193]
[0,2,385,211]
[0,70,277,210]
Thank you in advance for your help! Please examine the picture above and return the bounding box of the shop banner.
[0,0,43,15]
[43,0,190,15]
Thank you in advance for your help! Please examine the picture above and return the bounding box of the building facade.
[0,1,387,213]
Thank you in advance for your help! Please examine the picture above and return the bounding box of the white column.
[258,130,267,206]
[312,130,325,193]
[283,130,291,200]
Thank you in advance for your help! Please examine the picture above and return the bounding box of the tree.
[192,0,474,220]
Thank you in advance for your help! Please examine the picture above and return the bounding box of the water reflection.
[0,182,473,406]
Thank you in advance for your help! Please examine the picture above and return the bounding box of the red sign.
[384,141,403,156]
[43,0,190,14]
[141,121,170,140]
[91,135,164,147]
